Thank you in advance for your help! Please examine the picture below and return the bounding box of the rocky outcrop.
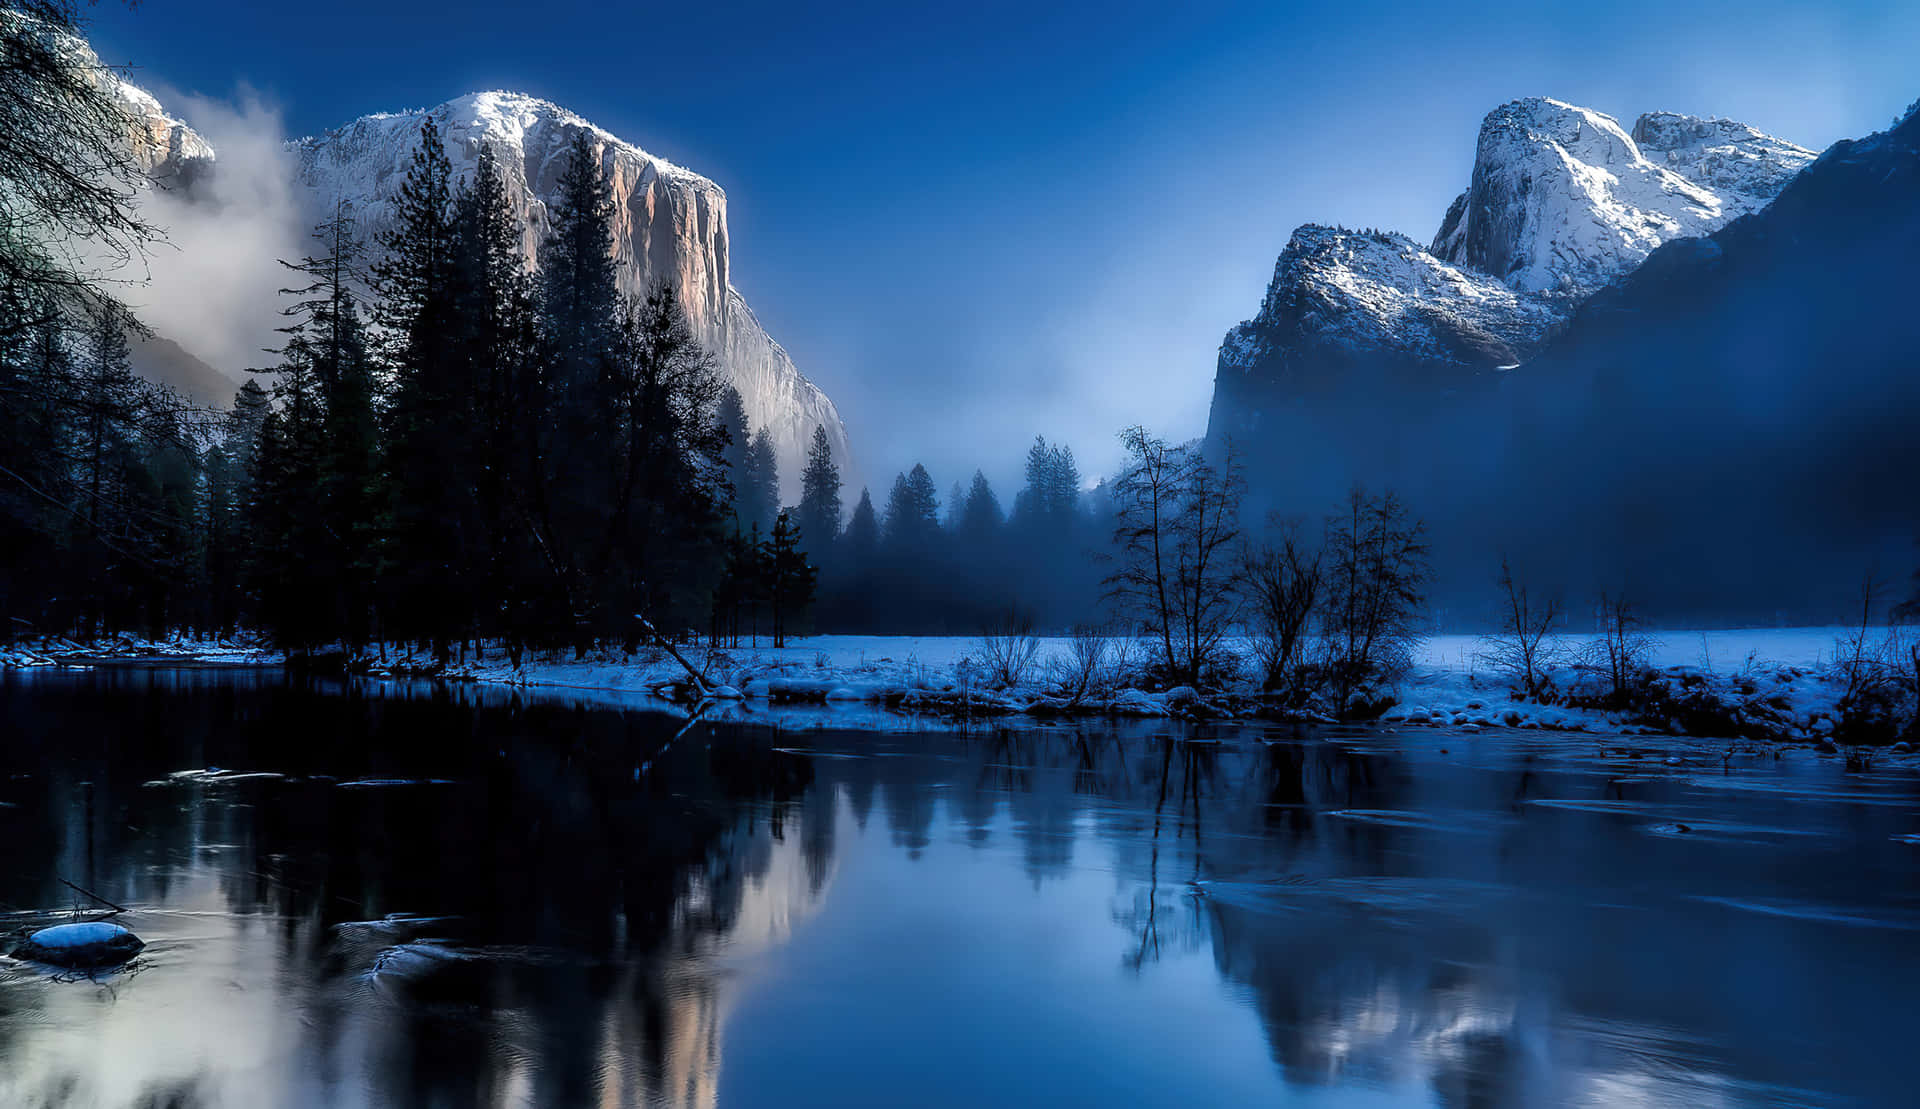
[112,78,214,184]
[1219,225,1559,385]
[1631,110,1815,202]
[296,92,849,500]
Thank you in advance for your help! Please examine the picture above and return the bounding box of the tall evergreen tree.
[796,424,842,555]
[961,470,1003,541]
[763,510,817,648]
[203,379,268,635]
[374,115,471,660]
[1015,435,1081,527]
[248,337,331,648]
[532,131,623,645]
[451,142,540,654]
[846,488,879,569]
[743,429,779,533]
[600,284,729,638]
[715,384,751,511]
[269,206,381,649]
[883,464,941,552]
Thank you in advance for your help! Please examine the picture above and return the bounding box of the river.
[1,667,1915,1107]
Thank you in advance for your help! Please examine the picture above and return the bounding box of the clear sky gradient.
[88,0,1920,494]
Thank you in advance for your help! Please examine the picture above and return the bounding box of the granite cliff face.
[112,78,214,183]
[296,92,849,500]
[1207,97,1814,451]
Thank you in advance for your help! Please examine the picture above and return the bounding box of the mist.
[123,86,311,381]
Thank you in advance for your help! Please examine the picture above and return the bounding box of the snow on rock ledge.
[1218,225,1561,381]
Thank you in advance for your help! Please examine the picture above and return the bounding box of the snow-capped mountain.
[296,92,849,500]
[1430,98,1813,296]
[1208,97,1813,449]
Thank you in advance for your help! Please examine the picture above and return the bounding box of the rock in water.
[14,922,146,968]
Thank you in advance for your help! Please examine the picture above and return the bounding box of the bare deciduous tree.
[1,2,162,337]
[1169,442,1244,683]
[1887,615,1920,742]
[1240,517,1320,695]
[1320,486,1429,715]
[1581,592,1656,708]
[1106,426,1182,676]
[1050,622,1115,703]
[1831,575,1900,743]
[976,605,1041,688]
[1477,556,1562,700]
[1104,427,1244,685]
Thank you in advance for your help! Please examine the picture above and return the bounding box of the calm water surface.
[1,668,1916,1108]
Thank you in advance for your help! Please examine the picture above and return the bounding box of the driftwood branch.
[58,877,128,914]
[634,614,710,697]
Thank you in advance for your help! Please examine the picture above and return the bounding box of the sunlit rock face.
[112,79,215,182]
[295,91,851,501]
[1430,98,1813,296]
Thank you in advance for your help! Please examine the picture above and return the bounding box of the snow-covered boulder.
[1111,689,1170,717]
[13,922,145,968]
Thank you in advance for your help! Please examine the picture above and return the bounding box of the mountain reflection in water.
[0,668,1915,1108]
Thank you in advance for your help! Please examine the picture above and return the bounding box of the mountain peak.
[296,90,845,498]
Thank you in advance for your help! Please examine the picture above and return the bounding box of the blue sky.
[90,0,1920,493]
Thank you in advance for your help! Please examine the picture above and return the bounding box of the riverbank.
[9,628,1915,750]
[370,627,1912,748]
[0,634,282,669]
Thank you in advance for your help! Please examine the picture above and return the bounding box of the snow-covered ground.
[0,633,281,669]
[8,626,1913,747]
[359,625,1912,743]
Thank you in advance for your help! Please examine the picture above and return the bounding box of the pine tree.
[796,424,842,555]
[272,206,381,649]
[204,379,268,635]
[248,337,331,648]
[846,488,879,568]
[715,385,751,518]
[541,130,620,372]
[743,430,779,533]
[374,115,470,660]
[883,464,941,552]
[533,131,623,646]
[763,510,817,648]
[451,142,539,654]
[599,284,728,639]
[961,470,1003,540]
[1016,435,1080,527]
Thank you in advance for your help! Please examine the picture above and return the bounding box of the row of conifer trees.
[2,106,1120,652]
